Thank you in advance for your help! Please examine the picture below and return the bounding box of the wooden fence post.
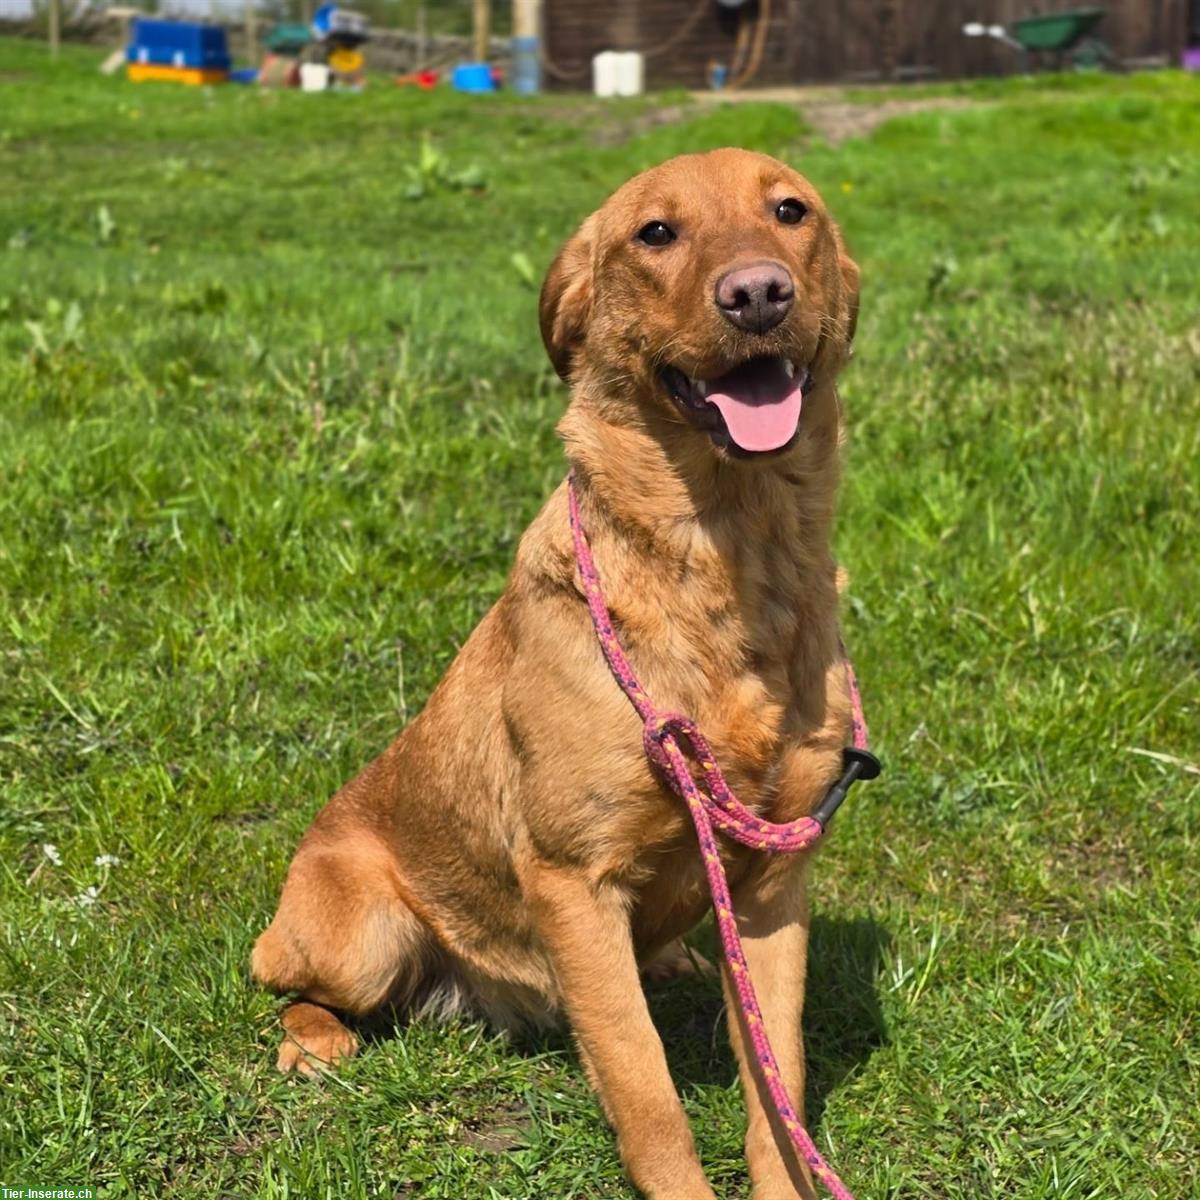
[48,0,61,56]
[245,0,257,64]
[878,0,898,80]
[473,0,491,62]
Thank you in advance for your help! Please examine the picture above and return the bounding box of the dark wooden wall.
[542,0,1189,91]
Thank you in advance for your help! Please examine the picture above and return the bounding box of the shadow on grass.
[641,913,889,1126]
[803,915,891,1125]
[356,913,888,1132]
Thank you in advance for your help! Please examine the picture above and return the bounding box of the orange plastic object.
[395,69,439,89]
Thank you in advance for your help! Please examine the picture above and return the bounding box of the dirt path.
[691,87,978,144]
[796,96,975,143]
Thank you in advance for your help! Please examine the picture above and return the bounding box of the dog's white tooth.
[695,379,707,398]
[783,360,796,379]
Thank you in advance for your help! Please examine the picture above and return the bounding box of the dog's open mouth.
[661,356,814,456]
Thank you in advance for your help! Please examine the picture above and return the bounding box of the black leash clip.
[812,747,882,830]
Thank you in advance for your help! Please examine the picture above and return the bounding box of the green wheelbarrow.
[963,7,1113,71]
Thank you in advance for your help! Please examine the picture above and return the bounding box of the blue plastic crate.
[127,20,231,71]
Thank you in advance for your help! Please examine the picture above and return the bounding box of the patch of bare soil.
[689,86,979,144]
[589,103,691,146]
[516,88,974,150]
[799,96,976,144]
[455,1099,532,1153]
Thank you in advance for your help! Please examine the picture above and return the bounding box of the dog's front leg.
[523,859,717,1200]
[724,857,818,1200]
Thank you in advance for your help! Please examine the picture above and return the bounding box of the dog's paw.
[277,1029,357,1076]
[642,940,716,983]
[276,1001,358,1076]
[747,1165,818,1200]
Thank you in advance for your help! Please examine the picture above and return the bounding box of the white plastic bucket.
[593,50,643,97]
[300,62,330,91]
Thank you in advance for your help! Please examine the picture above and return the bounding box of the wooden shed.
[541,0,1192,91]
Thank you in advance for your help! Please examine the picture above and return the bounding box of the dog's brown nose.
[714,261,794,334]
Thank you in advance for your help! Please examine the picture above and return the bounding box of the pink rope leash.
[568,476,876,1200]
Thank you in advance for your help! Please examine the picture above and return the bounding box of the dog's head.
[541,148,859,460]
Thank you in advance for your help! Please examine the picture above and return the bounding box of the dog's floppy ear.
[539,215,597,382]
[835,230,861,347]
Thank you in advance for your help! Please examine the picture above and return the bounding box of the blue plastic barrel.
[451,62,496,93]
[511,36,540,95]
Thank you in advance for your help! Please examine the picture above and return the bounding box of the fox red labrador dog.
[253,147,862,1200]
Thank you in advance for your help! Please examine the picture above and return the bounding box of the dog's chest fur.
[513,477,845,899]
[618,529,845,951]
[622,517,828,742]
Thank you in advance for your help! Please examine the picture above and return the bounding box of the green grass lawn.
[2,39,1198,1200]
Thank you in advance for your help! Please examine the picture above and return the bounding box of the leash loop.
[642,711,698,775]
[567,473,870,1200]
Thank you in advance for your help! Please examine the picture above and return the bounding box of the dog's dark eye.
[636,221,676,247]
[775,199,808,225]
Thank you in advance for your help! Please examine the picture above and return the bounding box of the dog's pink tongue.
[706,358,803,453]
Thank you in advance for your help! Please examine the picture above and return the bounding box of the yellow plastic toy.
[328,46,363,73]
[127,63,228,85]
